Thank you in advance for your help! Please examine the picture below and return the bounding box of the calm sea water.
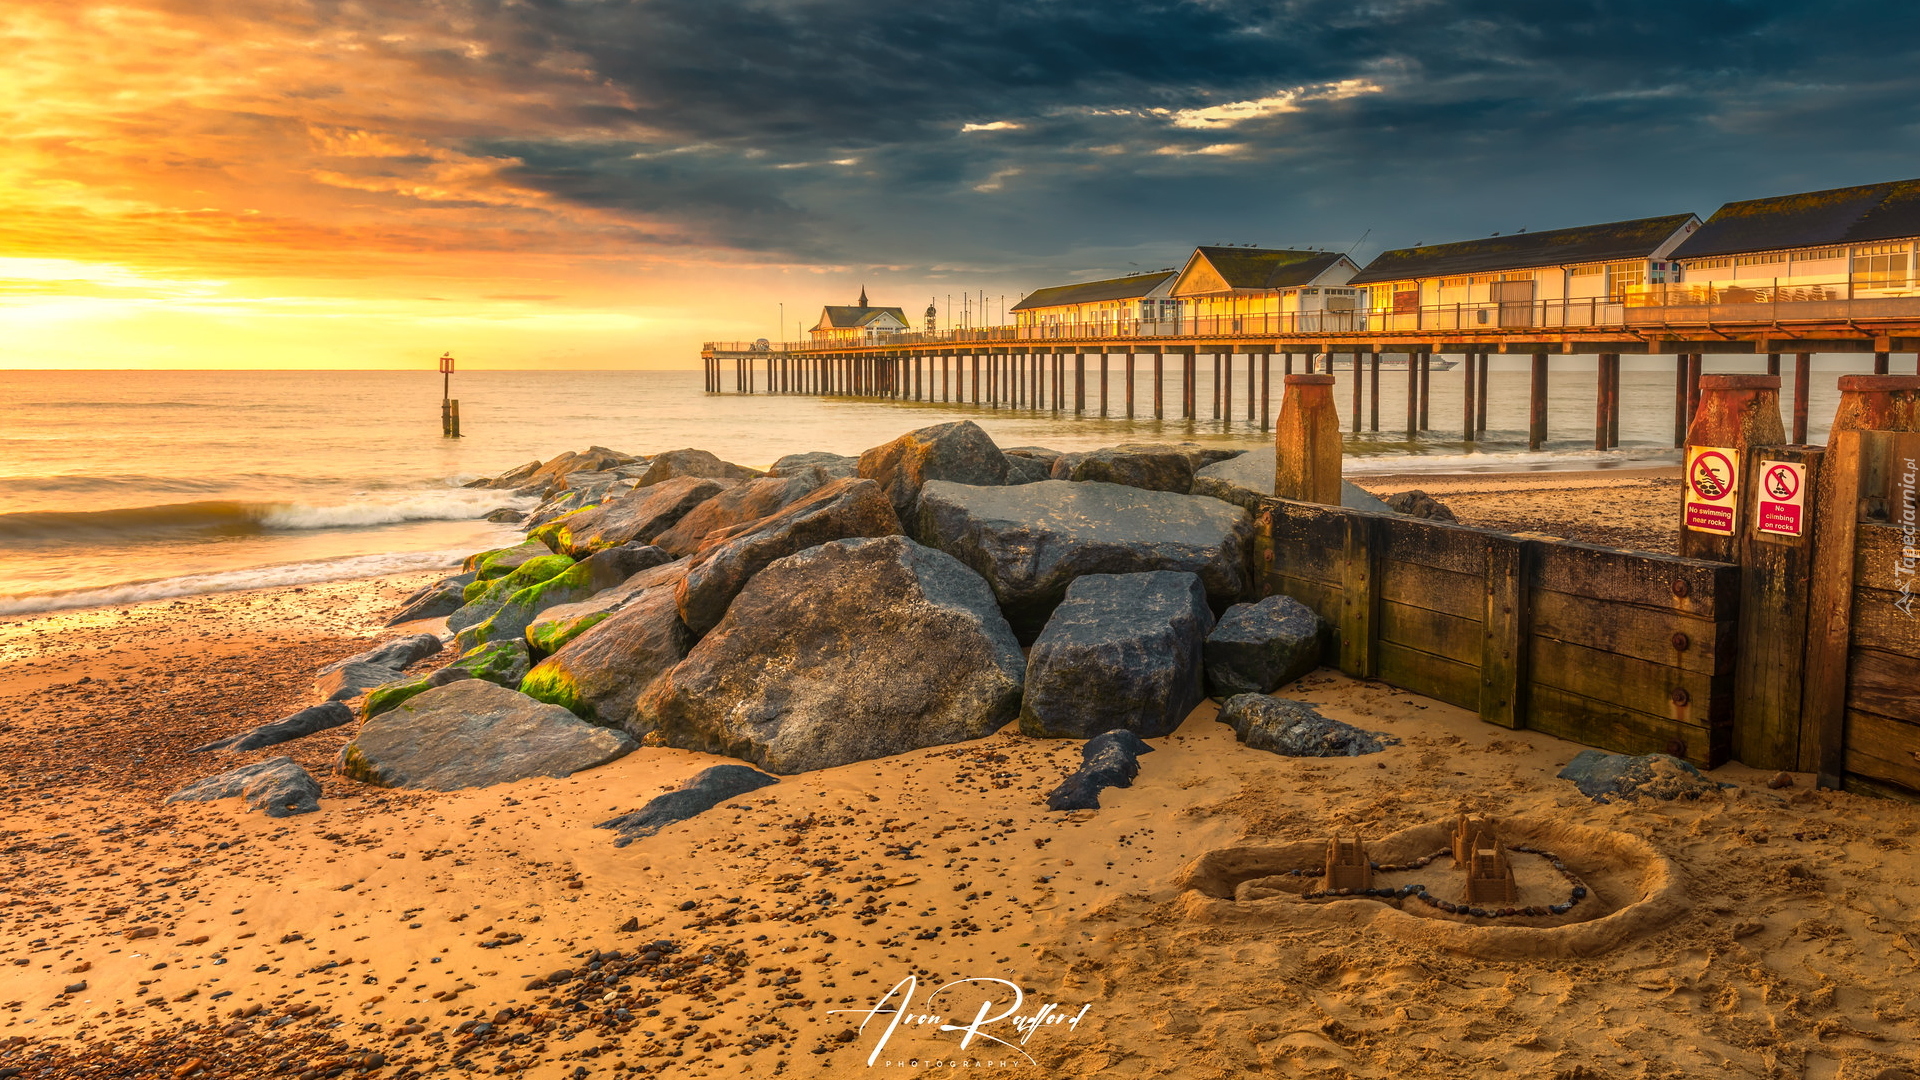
[0,358,1854,614]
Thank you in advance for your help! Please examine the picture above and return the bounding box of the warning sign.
[1684,446,1740,535]
[1756,459,1807,537]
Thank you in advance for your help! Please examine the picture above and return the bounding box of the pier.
[703,297,1920,451]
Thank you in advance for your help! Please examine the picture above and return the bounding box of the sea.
[0,358,1853,616]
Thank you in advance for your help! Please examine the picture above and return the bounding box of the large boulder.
[1019,572,1213,739]
[636,536,1025,774]
[447,552,577,634]
[452,543,671,652]
[1217,695,1395,757]
[314,634,444,701]
[650,474,828,557]
[339,680,636,791]
[917,479,1253,640]
[165,757,322,817]
[596,765,780,846]
[1190,447,1395,514]
[674,477,903,636]
[465,539,554,580]
[1203,595,1328,697]
[523,558,691,656]
[190,702,353,754]
[535,477,733,557]
[1003,454,1052,485]
[857,420,1009,520]
[519,584,693,727]
[635,448,760,488]
[1066,444,1196,493]
[768,451,858,479]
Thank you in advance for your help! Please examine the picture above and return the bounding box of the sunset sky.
[4,1,1916,369]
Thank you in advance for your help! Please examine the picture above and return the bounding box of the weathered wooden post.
[438,352,460,438]
[1368,350,1381,433]
[1528,352,1549,450]
[1418,351,1432,432]
[1153,348,1164,420]
[1476,352,1489,437]
[1733,439,1823,771]
[1352,350,1364,434]
[1275,373,1342,506]
[1680,374,1785,563]
[1463,352,1477,442]
[1831,373,1920,432]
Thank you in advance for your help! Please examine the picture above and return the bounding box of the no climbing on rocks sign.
[1684,446,1740,535]
[1756,459,1807,538]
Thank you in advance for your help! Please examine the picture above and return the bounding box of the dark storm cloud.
[442,0,1920,273]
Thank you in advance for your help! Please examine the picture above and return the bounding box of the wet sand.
[3,476,1917,1079]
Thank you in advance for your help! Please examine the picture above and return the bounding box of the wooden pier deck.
[703,299,1920,450]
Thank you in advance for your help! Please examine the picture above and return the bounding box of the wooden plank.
[1802,430,1871,782]
[1846,647,1920,724]
[1338,513,1378,678]
[1529,684,1725,768]
[1377,560,1483,616]
[1529,587,1730,676]
[1841,709,1920,794]
[1850,585,1920,657]
[1375,517,1510,576]
[1265,502,1348,585]
[1531,540,1737,620]
[1377,642,1480,711]
[1379,599,1480,666]
[1529,635,1733,732]
[1479,535,1530,729]
[1734,444,1823,771]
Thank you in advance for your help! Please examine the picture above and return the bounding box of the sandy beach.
[3,467,1918,1080]
[1351,466,1687,554]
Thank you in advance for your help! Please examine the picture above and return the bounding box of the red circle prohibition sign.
[1763,463,1799,500]
[1689,451,1734,500]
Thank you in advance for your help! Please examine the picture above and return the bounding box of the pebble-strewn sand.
[2,477,1917,1079]
[1353,466,1686,554]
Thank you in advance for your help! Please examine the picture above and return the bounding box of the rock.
[446,638,531,686]
[1383,489,1458,522]
[453,543,672,652]
[535,477,733,557]
[447,553,578,634]
[1066,444,1196,493]
[636,535,1024,773]
[1189,447,1396,514]
[674,477,903,636]
[1767,771,1795,789]
[190,702,354,754]
[520,583,692,726]
[1002,454,1052,485]
[484,507,527,524]
[522,559,691,656]
[473,541,563,584]
[650,474,828,557]
[361,665,476,721]
[386,573,474,625]
[595,765,780,846]
[1556,749,1729,803]
[634,448,761,488]
[165,757,322,817]
[1045,731,1155,811]
[768,451,858,479]
[1003,446,1065,470]
[1203,595,1328,697]
[467,459,542,490]
[315,634,444,701]
[1019,572,1212,739]
[1217,694,1396,756]
[917,479,1252,639]
[857,420,1009,520]
[520,447,640,497]
[339,680,636,791]
[1048,452,1086,479]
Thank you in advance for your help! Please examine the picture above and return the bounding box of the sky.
[4,0,1919,369]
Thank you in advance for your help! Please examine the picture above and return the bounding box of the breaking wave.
[0,489,525,543]
[0,548,473,617]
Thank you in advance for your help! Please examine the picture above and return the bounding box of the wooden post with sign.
[1680,375,1785,563]
[438,352,461,438]
[1732,444,1822,770]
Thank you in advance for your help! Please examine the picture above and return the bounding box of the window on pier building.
[1852,241,1912,290]
[1605,262,1645,301]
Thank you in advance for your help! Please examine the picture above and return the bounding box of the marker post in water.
[439,352,462,438]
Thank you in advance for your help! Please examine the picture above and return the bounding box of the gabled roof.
[1670,178,1920,259]
[813,306,909,330]
[1010,271,1175,312]
[1176,247,1352,294]
[1349,213,1699,284]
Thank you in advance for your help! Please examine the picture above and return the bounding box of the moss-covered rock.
[463,538,558,580]
[525,609,611,656]
[456,544,672,653]
[448,552,577,633]
[448,638,532,686]
[526,505,599,552]
[362,676,436,721]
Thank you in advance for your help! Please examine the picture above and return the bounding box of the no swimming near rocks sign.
[1684,446,1740,535]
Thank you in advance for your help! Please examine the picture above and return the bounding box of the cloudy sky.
[5,0,1917,368]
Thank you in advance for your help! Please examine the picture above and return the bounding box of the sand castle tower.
[1452,814,1492,865]
[1465,834,1518,905]
[1324,834,1372,892]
